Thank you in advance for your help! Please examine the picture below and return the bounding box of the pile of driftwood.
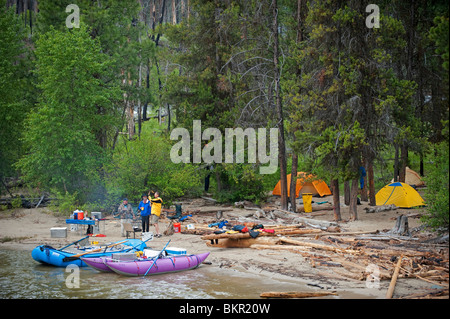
[249,219,449,299]
[188,212,448,299]
[0,194,54,209]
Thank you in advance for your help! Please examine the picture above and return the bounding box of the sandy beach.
[1,195,448,299]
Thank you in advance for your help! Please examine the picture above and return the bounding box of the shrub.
[422,127,449,230]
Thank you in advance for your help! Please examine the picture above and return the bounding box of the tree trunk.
[399,143,408,183]
[126,99,135,140]
[389,215,411,236]
[137,31,142,138]
[394,143,399,182]
[349,179,358,221]
[419,153,424,177]
[290,154,298,212]
[273,0,288,210]
[367,158,376,206]
[172,0,177,24]
[331,178,341,221]
[344,180,350,206]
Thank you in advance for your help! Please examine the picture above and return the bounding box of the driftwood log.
[279,237,359,254]
[260,291,337,298]
[0,195,54,208]
[200,228,322,241]
[386,255,403,299]
[364,204,398,214]
[189,207,234,214]
[296,204,334,213]
[206,238,279,248]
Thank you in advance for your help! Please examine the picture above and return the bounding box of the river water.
[0,248,313,299]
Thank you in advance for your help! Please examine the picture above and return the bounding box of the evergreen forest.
[0,0,448,229]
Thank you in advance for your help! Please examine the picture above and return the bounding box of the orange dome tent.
[272,172,332,198]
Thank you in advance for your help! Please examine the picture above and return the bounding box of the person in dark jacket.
[138,194,151,233]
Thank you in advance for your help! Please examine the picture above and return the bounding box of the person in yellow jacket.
[149,191,163,238]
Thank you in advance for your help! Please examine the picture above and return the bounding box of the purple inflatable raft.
[82,252,210,276]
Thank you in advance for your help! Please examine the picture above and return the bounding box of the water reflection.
[1,249,305,299]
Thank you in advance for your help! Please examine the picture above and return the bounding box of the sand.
[0,195,447,299]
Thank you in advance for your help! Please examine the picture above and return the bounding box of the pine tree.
[16,26,122,199]
[0,1,34,180]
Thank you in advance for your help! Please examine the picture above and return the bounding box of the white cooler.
[50,227,67,238]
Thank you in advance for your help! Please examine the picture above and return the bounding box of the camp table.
[66,219,96,236]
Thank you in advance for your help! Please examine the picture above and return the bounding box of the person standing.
[138,194,151,233]
[118,198,134,237]
[149,191,163,238]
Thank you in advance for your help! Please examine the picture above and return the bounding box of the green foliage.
[0,1,34,178]
[422,123,449,230]
[429,15,449,72]
[2,0,448,218]
[15,26,121,200]
[35,0,73,33]
[49,190,80,216]
[10,197,23,209]
[315,121,367,180]
[104,122,202,205]
[214,163,267,204]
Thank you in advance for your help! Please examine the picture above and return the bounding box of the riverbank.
[0,198,448,299]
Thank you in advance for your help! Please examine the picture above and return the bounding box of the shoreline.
[0,201,447,299]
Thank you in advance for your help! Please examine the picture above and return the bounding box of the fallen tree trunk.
[332,256,391,280]
[296,205,334,213]
[279,237,359,254]
[299,230,379,237]
[292,216,339,229]
[206,238,279,248]
[200,228,322,241]
[386,255,403,299]
[260,291,337,298]
[364,204,398,213]
[251,244,311,252]
[201,232,270,240]
[190,207,234,213]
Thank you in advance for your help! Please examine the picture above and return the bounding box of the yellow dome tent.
[375,182,425,208]
[272,172,332,198]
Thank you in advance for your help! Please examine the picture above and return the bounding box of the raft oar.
[124,236,153,253]
[143,239,171,277]
[62,240,128,262]
[58,236,89,251]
